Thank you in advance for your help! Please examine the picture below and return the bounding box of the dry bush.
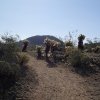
[0,61,20,89]
[64,46,75,61]
[94,46,100,53]
[0,34,30,99]
[0,35,21,89]
[68,49,93,75]
[17,53,29,65]
[65,40,73,47]
[69,49,90,67]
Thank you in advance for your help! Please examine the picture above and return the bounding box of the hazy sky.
[0,0,100,41]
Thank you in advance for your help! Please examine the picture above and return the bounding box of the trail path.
[16,54,100,100]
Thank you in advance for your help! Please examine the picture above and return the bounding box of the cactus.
[36,45,42,59]
[78,34,85,50]
[44,38,51,60]
[22,40,29,52]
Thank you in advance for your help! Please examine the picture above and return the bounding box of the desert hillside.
[22,35,64,46]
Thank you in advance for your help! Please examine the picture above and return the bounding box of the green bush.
[0,34,29,99]
[0,61,20,90]
[17,53,29,65]
[64,46,74,60]
[0,61,20,78]
[0,35,21,90]
[0,61,12,76]
[69,49,90,68]
[0,35,20,63]
[94,46,100,53]
[65,41,73,47]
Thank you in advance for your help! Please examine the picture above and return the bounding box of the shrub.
[17,53,29,65]
[10,63,21,79]
[65,40,73,47]
[1,34,19,52]
[0,61,12,76]
[94,46,100,53]
[0,35,20,63]
[0,34,29,99]
[69,49,90,68]
[65,46,74,57]
[0,34,21,90]
[0,61,20,89]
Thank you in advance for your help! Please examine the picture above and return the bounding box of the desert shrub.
[10,63,21,79]
[65,40,73,47]
[17,53,29,65]
[69,49,90,67]
[0,61,12,76]
[64,46,75,60]
[0,35,21,89]
[1,34,19,51]
[0,61,20,89]
[0,34,29,99]
[84,39,98,52]
[0,35,20,63]
[94,46,100,53]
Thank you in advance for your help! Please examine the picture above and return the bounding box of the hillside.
[26,35,64,46]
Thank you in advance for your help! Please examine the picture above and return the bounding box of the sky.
[0,0,100,41]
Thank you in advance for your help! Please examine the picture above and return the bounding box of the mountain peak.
[26,35,63,45]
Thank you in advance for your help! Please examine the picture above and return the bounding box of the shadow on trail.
[71,65,98,77]
[15,64,39,99]
[46,59,57,68]
[0,64,38,100]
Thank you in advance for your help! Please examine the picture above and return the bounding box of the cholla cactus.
[44,38,51,60]
[44,37,61,61]
[94,46,100,53]
[22,40,29,52]
[36,45,42,59]
[78,34,85,50]
[50,40,60,53]
[44,37,51,45]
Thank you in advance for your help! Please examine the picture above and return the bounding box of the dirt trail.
[16,54,100,100]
